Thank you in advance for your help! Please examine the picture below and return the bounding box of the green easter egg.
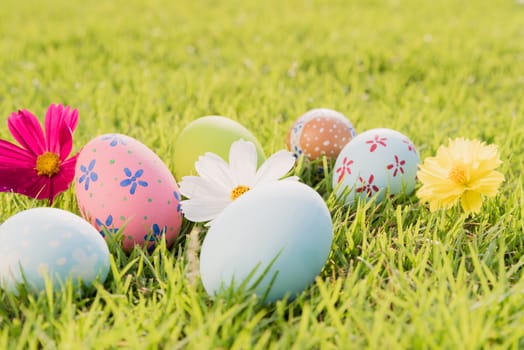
[173,116,266,180]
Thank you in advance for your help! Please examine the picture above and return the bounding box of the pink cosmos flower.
[0,104,79,203]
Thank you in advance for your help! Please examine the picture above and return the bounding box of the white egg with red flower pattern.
[286,108,356,160]
[332,128,419,206]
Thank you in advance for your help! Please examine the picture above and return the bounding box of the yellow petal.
[435,145,454,168]
[417,160,449,182]
[419,179,464,200]
[417,138,504,215]
[478,144,500,162]
[417,187,461,212]
[416,187,434,204]
[428,200,440,212]
[460,191,482,214]
[468,170,504,196]
[439,194,462,208]
[474,157,502,177]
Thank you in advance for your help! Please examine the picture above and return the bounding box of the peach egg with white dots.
[286,108,357,160]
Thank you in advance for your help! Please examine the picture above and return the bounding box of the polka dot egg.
[287,108,357,160]
[0,208,110,293]
[74,134,183,252]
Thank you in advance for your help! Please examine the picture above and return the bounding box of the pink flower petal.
[0,158,77,204]
[46,154,78,203]
[58,122,74,160]
[44,104,63,155]
[35,178,53,202]
[59,104,78,132]
[0,167,44,197]
[7,110,46,156]
[0,154,78,204]
[57,155,78,185]
[44,104,77,159]
[2,105,79,203]
[0,139,35,167]
[46,104,78,132]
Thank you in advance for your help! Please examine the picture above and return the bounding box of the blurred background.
[0,0,523,156]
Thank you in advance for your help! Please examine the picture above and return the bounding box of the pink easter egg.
[74,134,182,252]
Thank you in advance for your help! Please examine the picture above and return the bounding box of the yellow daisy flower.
[417,138,504,214]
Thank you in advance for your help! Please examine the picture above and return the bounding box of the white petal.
[180,198,230,223]
[254,150,296,186]
[179,175,229,200]
[229,140,257,187]
[194,153,235,192]
[282,175,300,182]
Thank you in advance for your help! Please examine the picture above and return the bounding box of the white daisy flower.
[179,139,299,225]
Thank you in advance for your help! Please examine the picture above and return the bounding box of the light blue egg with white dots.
[200,181,333,303]
[0,207,110,293]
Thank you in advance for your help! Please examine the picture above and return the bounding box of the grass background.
[1,0,524,348]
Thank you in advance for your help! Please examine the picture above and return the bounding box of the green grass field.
[1,0,524,348]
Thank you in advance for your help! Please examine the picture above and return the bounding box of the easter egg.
[287,108,357,160]
[74,134,183,252]
[173,116,266,180]
[0,208,110,293]
[332,128,419,206]
[200,181,333,302]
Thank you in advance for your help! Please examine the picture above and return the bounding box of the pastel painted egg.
[75,134,183,252]
[173,116,266,180]
[287,108,357,160]
[0,208,110,293]
[200,181,333,302]
[332,128,420,206]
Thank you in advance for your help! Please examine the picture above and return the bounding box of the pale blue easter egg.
[332,128,420,206]
[0,208,110,293]
[200,181,333,302]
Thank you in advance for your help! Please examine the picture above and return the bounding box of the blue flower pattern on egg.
[144,223,166,243]
[174,191,182,213]
[120,168,148,195]
[101,134,127,147]
[144,223,167,252]
[74,134,183,253]
[95,215,119,238]
[78,159,98,191]
[292,121,304,133]
[292,145,303,158]
[290,121,305,158]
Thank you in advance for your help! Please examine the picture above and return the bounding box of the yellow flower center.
[448,164,467,185]
[230,185,250,200]
[35,152,61,176]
